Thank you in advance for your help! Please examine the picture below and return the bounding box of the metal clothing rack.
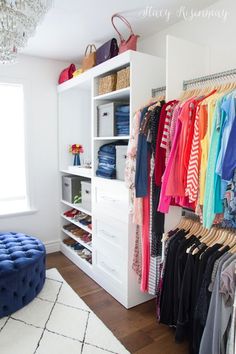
[152,86,166,98]
[181,207,199,220]
[183,68,236,90]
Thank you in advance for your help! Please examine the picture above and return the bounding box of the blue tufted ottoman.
[0,232,46,318]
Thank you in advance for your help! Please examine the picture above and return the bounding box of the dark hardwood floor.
[47,252,188,354]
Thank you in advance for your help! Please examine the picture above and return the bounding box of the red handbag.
[111,14,139,54]
[58,64,76,84]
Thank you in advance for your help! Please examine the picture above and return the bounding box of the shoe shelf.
[61,214,92,234]
[61,227,92,252]
[61,200,92,216]
[60,242,93,273]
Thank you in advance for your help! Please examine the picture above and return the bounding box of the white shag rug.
[0,268,130,354]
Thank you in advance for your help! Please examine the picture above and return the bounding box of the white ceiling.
[22,0,218,62]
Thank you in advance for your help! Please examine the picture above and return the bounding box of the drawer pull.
[100,195,117,203]
[99,229,116,239]
[100,261,116,273]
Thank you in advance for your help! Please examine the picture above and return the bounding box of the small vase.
[73,154,81,166]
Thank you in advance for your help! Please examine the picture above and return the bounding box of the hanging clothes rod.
[182,207,199,220]
[152,86,166,98]
[183,68,236,90]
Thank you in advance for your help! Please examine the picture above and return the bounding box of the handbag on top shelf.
[81,44,96,72]
[111,13,140,54]
[58,64,76,84]
[95,38,119,66]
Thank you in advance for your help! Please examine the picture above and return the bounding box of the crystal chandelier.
[0,0,52,63]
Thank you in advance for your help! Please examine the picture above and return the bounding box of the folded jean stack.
[115,105,130,136]
[96,143,116,179]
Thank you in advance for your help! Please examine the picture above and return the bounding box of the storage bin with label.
[116,145,128,181]
[81,180,92,211]
[97,103,115,137]
[62,176,81,203]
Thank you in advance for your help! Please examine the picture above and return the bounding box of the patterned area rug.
[0,268,130,354]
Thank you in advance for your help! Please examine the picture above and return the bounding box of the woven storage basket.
[98,73,117,95]
[116,66,130,90]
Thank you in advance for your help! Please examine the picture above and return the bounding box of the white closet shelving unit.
[58,50,165,308]
[58,41,210,308]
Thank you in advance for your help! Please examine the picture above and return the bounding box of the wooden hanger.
[187,221,201,238]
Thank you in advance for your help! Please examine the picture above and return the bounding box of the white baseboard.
[44,240,60,254]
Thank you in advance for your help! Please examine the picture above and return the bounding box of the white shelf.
[93,136,130,141]
[93,176,126,187]
[61,213,92,234]
[60,243,93,276]
[61,168,92,178]
[62,227,92,252]
[57,50,133,93]
[61,200,92,216]
[94,87,130,101]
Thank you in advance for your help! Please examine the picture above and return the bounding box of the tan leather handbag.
[82,44,96,72]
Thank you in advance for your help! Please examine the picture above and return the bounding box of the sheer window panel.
[0,82,30,215]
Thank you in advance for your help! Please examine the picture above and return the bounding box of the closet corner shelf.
[93,136,130,141]
[93,87,130,101]
[61,213,92,234]
[60,242,93,271]
[61,227,92,252]
[61,200,92,216]
[61,168,92,178]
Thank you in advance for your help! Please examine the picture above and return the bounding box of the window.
[0,82,29,215]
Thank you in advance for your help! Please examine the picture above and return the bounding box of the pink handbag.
[58,64,76,84]
[111,14,139,54]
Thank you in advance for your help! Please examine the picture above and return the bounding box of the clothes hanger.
[228,232,236,247]
[175,216,187,230]
[218,230,235,250]
[182,218,191,231]
[187,221,201,238]
[199,226,216,244]
[209,228,226,247]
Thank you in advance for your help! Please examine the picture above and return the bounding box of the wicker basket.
[98,73,117,95]
[116,66,130,90]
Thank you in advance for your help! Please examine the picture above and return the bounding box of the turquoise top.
[203,95,226,228]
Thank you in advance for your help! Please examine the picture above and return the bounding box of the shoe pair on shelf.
[77,248,92,264]
[63,238,77,246]
[79,233,92,243]
[71,228,85,237]
[64,209,80,218]
[73,213,91,224]
[63,224,78,232]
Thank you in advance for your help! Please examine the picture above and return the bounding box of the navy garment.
[221,114,236,181]
[135,107,149,197]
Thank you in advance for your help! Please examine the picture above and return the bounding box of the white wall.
[0,55,68,252]
[139,0,236,73]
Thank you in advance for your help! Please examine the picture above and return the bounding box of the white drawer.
[94,215,127,251]
[94,249,123,283]
[93,179,129,222]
